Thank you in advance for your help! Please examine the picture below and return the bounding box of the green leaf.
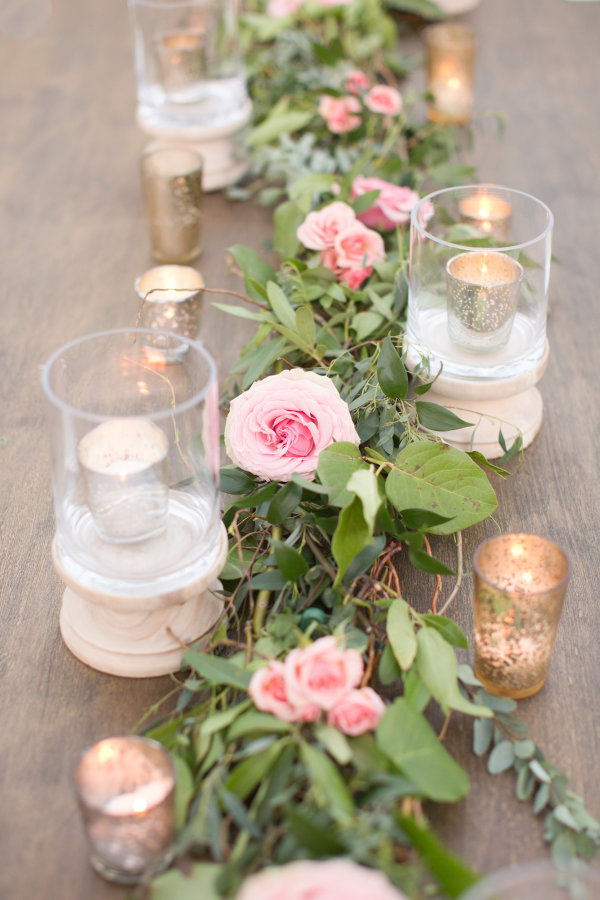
[314,723,353,765]
[416,628,493,718]
[473,717,493,757]
[172,755,194,832]
[183,650,251,690]
[345,467,382,532]
[317,442,367,507]
[227,710,292,741]
[377,698,470,802]
[295,304,317,347]
[272,540,309,582]
[225,740,284,801]
[300,741,355,819]
[149,863,223,900]
[401,508,452,530]
[421,615,469,649]
[416,401,474,432]
[352,311,385,341]
[533,782,551,814]
[513,739,536,760]
[267,481,303,525]
[219,466,256,496]
[288,173,336,201]
[219,787,261,838]
[239,336,289,389]
[274,200,303,259]
[516,764,536,801]
[229,245,276,301]
[378,642,402,685]
[247,110,315,148]
[408,547,456,576]
[396,816,479,899]
[553,804,581,832]
[284,807,347,856]
[377,335,408,400]
[402,669,431,712]
[266,281,296,329]
[331,495,371,586]
[529,759,552,783]
[487,740,515,774]
[385,443,497,534]
[387,598,418,671]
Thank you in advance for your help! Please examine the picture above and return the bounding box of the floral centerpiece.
[138,0,599,897]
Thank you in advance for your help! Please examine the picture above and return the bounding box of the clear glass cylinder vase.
[407,185,553,383]
[42,328,221,599]
[129,0,248,131]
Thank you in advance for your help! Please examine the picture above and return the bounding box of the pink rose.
[339,266,373,290]
[319,95,362,134]
[285,636,363,711]
[224,369,360,482]
[344,69,369,94]
[297,201,357,251]
[317,0,353,5]
[237,859,408,900]
[351,177,422,230]
[327,687,386,736]
[334,220,385,269]
[266,0,303,15]
[249,661,320,723]
[364,85,403,116]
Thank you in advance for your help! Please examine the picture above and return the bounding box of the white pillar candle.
[78,418,169,543]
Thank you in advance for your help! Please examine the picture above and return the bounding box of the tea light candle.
[78,418,169,543]
[135,265,204,362]
[459,192,512,239]
[75,736,175,884]
[472,534,570,699]
[155,31,206,94]
[424,24,476,125]
[446,251,523,352]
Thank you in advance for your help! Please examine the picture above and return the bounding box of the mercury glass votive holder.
[135,264,204,361]
[75,736,175,884]
[460,859,600,900]
[424,23,476,124]
[472,534,570,699]
[141,146,203,264]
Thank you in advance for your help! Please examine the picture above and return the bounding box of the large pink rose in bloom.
[351,176,422,230]
[224,369,360,482]
[285,635,363,710]
[297,201,356,251]
[334,220,385,269]
[319,95,362,134]
[327,687,386,735]
[364,85,403,116]
[249,661,320,723]
[237,859,408,900]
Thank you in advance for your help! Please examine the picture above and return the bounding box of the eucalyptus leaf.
[487,740,515,774]
[473,717,493,757]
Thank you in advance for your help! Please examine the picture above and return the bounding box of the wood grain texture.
[0,0,598,895]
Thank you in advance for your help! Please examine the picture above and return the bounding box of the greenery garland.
[140,1,599,897]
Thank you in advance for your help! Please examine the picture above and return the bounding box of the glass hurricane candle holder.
[472,534,570,699]
[42,328,227,676]
[460,859,600,900]
[424,23,476,124]
[135,264,205,359]
[405,185,554,458]
[75,736,175,884]
[141,146,203,264]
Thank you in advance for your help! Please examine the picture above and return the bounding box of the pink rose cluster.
[248,636,386,736]
[224,368,359,483]
[267,0,351,17]
[350,176,434,232]
[296,201,385,289]
[237,858,408,900]
[318,69,403,135]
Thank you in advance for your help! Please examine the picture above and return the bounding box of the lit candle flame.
[137,379,150,396]
[448,76,461,90]
[132,797,148,813]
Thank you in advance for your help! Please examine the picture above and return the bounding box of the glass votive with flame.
[75,736,175,883]
[424,23,476,124]
[135,264,204,362]
[446,250,523,352]
[473,534,570,699]
[459,189,513,241]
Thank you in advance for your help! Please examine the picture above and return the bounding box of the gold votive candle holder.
[473,534,570,699]
[141,146,203,264]
[155,31,207,94]
[135,264,204,362]
[446,251,523,352]
[75,736,175,884]
[424,23,476,125]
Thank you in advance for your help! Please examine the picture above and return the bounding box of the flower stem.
[253,525,282,637]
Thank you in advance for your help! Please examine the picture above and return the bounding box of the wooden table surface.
[1,0,599,896]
